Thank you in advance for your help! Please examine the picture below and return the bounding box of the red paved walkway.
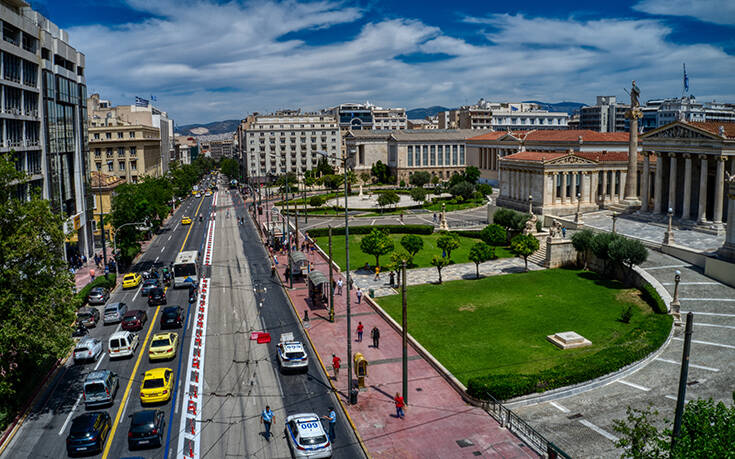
[253,197,537,459]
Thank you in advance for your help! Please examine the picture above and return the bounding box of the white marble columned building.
[639,121,734,232]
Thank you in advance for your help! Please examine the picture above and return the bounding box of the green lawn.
[313,233,513,270]
[377,269,672,391]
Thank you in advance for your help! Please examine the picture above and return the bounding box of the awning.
[289,251,308,264]
[307,270,328,286]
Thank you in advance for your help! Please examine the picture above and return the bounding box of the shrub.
[307,225,434,237]
[409,187,427,203]
[477,183,493,196]
[449,181,474,200]
[480,224,507,246]
[640,283,668,314]
[75,274,117,306]
[409,171,431,188]
[309,195,326,208]
[619,306,634,324]
[399,179,406,188]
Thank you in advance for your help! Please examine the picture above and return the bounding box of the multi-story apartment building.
[240,110,340,182]
[87,93,174,174]
[637,97,735,132]
[1,0,92,260]
[174,135,197,165]
[89,171,124,245]
[198,133,234,160]
[371,107,406,130]
[457,99,569,130]
[88,119,161,183]
[438,110,460,129]
[579,96,629,132]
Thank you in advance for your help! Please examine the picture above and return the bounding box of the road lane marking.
[579,420,619,442]
[672,337,735,350]
[120,388,132,419]
[58,353,106,436]
[155,256,159,263]
[549,401,570,413]
[617,380,651,391]
[655,357,719,372]
[132,284,142,302]
[661,281,719,286]
[665,395,690,404]
[679,298,735,302]
[101,196,204,459]
[682,311,735,317]
[643,264,691,270]
[161,246,166,253]
[696,322,735,330]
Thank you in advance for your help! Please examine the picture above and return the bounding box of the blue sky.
[31,0,735,125]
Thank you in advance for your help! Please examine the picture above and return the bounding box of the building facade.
[372,107,406,130]
[88,121,161,183]
[579,96,629,132]
[638,97,735,132]
[453,99,569,130]
[89,171,124,245]
[1,0,92,259]
[240,111,340,181]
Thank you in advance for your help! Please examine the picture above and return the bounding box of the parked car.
[284,413,332,458]
[87,287,109,305]
[103,302,128,325]
[140,368,174,405]
[83,370,119,408]
[160,306,184,329]
[128,409,165,449]
[121,310,147,332]
[141,279,161,297]
[65,411,111,456]
[74,337,103,364]
[122,273,142,289]
[147,287,167,306]
[76,307,100,328]
[108,330,139,359]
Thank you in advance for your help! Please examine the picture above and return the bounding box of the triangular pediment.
[642,121,722,141]
[545,154,597,165]
[498,133,523,142]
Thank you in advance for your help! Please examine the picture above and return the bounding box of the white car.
[74,337,103,364]
[285,413,332,458]
[276,333,308,372]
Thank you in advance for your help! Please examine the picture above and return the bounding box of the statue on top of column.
[630,80,641,108]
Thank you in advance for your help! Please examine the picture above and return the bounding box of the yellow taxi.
[204,190,212,197]
[148,332,179,361]
[122,273,142,289]
[191,190,198,196]
[181,216,192,225]
[140,368,174,404]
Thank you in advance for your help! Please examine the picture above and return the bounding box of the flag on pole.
[135,96,149,107]
[150,95,157,102]
[683,63,689,93]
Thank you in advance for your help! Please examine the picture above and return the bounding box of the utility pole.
[286,178,293,288]
[95,178,108,276]
[672,312,693,451]
[328,225,334,322]
[401,260,408,404]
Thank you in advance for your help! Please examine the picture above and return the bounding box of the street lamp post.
[612,213,618,234]
[575,192,583,224]
[112,220,150,279]
[93,176,109,274]
[528,194,533,214]
[664,207,675,245]
[671,269,682,324]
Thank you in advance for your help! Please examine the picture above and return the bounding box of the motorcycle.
[72,322,88,337]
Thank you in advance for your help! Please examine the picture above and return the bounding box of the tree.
[431,255,450,284]
[219,157,239,180]
[463,166,481,184]
[409,171,431,188]
[359,172,371,185]
[304,175,316,189]
[609,237,648,284]
[359,228,394,267]
[388,248,411,285]
[591,232,620,275]
[431,175,440,187]
[480,224,507,246]
[275,172,298,194]
[449,171,466,187]
[400,234,424,264]
[409,187,427,204]
[371,160,390,184]
[309,195,326,208]
[493,208,528,232]
[469,242,495,278]
[571,229,595,269]
[449,181,474,201]
[315,157,334,176]
[345,170,358,194]
[437,231,460,261]
[377,190,400,213]
[319,174,344,191]
[0,152,78,420]
[510,234,540,271]
[477,183,493,197]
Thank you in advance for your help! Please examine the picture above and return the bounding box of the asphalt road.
[1,190,214,459]
[195,189,365,458]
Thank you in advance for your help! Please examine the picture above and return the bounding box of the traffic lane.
[237,197,365,459]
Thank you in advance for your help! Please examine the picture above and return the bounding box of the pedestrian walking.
[337,278,343,295]
[261,405,274,440]
[394,393,405,418]
[331,354,341,380]
[374,266,380,281]
[81,254,87,265]
[89,269,95,282]
[94,254,100,267]
[271,263,276,278]
[332,279,336,294]
[400,211,404,223]
[561,226,567,238]
[321,407,337,442]
[274,254,278,265]
[371,326,380,349]
[356,287,363,304]
[433,213,437,223]
[357,322,364,342]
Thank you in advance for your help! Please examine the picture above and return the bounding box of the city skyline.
[34,0,735,124]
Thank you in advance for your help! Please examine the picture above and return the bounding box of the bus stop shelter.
[307,270,328,307]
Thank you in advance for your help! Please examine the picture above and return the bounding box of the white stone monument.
[439,203,449,231]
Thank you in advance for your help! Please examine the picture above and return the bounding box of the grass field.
[313,233,513,270]
[377,269,672,387]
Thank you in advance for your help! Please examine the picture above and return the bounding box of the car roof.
[162,306,181,313]
[76,337,98,347]
[85,370,111,382]
[105,302,123,309]
[123,273,138,278]
[144,367,170,378]
[71,412,103,431]
[110,330,131,339]
[290,414,324,437]
[143,278,158,283]
[130,410,157,425]
[77,307,95,314]
[282,342,305,351]
[123,309,144,317]
[89,286,105,292]
[151,332,174,341]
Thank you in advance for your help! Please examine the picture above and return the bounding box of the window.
[130,146,136,156]
[459,145,465,165]
[452,145,458,165]
[93,133,100,140]
[130,160,137,170]
[96,162,102,171]
[437,146,443,166]
[106,148,113,158]
[117,147,124,157]
[107,162,114,172]
[106,132,111,139]
[117,132,123,139]
[129,131,135,138]
[422,146,428,166]
[445,147,451,165]
[119,162,125,171]
[430,145,436,166]
[94,148,101,158]
[407,146,413,166]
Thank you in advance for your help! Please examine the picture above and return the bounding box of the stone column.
[543,173,553,207]
[570,172,578,203]
[620,171,627,203]
[668,155,678,214]
[601,170,608,203]
[641,153,651,212]
[654,153,664,214]
[718,176,735,261]
[698,156,708,223]
[560,172,567,204]
[682,155,692,220]
[580,172,589,204]
[624,114,640,205]
[551,173,557,203]
[591,171,598,204]
[714,156,725,225]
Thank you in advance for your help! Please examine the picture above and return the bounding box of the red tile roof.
[502,150,630,163]
[688,121,735,139]
[466,131,510,141]
[502,151,565,161]
[576,151,629,162]
[467,129,629,143]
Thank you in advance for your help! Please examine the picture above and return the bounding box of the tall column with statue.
[718,172,735,261]
[624,80,642,207]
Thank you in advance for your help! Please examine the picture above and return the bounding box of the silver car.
[74,337,103,364]
[83,370,119,408]
[103,302,127,325]
[87,287,109,305]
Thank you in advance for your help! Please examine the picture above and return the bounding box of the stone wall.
[545,237,578,268]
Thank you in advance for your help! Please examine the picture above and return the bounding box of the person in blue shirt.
[321,407,336,441]
[261,405,274,440]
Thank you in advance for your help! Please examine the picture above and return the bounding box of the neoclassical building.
[639,121,734,230]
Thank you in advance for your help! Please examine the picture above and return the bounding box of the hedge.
[307,224,434,237]
[451,230,483,239]
[467,312,672,401]
[640,282,668,314]
[75,274,117,307]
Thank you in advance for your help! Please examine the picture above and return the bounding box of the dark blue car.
[66,411,111,456]
[128,409,165,449]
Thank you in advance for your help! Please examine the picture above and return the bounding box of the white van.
[108,330,139,359]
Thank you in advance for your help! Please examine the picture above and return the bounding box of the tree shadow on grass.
[576,270,626,290]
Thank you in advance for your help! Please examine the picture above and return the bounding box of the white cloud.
[68,2,735,124]
[633,0,735,26]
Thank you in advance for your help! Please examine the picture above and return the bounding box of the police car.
[276,333,308,372]
[284,413,332,458]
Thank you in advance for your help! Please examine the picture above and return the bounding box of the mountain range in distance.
[178,101,587,135]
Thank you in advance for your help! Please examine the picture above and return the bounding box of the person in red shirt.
[332,354,341,380]
[356,322,364,342]
[394,393,405,418]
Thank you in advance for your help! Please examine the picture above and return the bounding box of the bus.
[173,250,199,288]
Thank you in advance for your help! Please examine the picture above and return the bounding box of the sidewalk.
[254,200,537,458]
